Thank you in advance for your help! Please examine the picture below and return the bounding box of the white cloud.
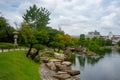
[100,13,116,26]
[0,0,120,35]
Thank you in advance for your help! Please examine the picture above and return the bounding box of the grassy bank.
[0,51,41,80]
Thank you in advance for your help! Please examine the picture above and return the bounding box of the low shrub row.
[0,42,15,49]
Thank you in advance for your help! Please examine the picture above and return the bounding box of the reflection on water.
[72,49,120,80]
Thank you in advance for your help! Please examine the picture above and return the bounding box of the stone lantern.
[13,31,19,48]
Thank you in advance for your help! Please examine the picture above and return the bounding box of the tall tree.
[78,34,86,46]
[0,16,14,42]
[22,4,50,29]
[20,22,37,57]
[22,5,51,57]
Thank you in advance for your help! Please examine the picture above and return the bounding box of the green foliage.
[72,38,79,46]
[77,35,113,55]
[117,41,120,46]
[23,4,50,28]
[19,22,37,45]
[0,16,14,42]
[78,34,86,46]
[33,55,41,63]
[33,44,45,50]
[87,41,101,53]
[50,41,63,48]
[45,27,64,44]
[40,51,54,58]
[94,37,106,46]
[0,43,14,49]
[105,39,112,46]
[35,29,49,45]
[20,5,52,57]
[65,53,76,62]
[0,51,41,80]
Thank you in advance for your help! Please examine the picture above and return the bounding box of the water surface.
[72,49,120,80]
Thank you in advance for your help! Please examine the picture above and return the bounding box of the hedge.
[0,43,15,49]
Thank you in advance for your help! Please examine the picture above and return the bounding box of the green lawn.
[0,51,41,80]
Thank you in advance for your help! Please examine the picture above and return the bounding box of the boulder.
[54,53,66,61]
[62,61,72,66]
[64,70,80,76]
[65,77,80,80]
[63,47,72,55]
[50,59,62,62]
[56,64,71,71]
[57,71,68,74]
[46,61,56,71]
[75,46,82,52]
[53,73,71,79]
[40,57,49,63]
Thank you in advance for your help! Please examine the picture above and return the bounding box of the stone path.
[0,48,28,53]
[39,63,58,80]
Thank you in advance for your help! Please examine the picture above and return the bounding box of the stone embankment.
[40,53,80,80]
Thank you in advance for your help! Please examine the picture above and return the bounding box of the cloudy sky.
[0,0,120,35]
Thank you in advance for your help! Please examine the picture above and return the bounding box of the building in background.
[111,35,120,45]
[102,32,120,45]
[86,30,101,38]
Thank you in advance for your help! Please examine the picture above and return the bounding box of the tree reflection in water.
[76,55,103,68]
[72,48,112,68]
[72,49,120,80]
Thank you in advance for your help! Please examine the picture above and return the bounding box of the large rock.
[50,59,62,62]
[63,47,72,55]
[40,57,49,63]
[65,77,80,80]
[64,70,80,76]
[54,53,66,61]
[57,71,68,74]
[50,59,62,67]
[56,64,71,71]
[62,61,72,66]
[46,61,56,71]
[53,73,71,79]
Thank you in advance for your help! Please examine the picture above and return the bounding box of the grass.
[0,50,41,80]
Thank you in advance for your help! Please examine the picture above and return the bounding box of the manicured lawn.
[0,51,41,80]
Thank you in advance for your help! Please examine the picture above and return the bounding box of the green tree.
[94,37,106,46]
[105,39,112,46]
[78,34,86,46]
[21,5,51,57]
[117,41,120,46]
[31,44,45,59]
[0,16,14,42]
[23,4,50,29]
[35,29,49,45]
[19,22,37,57]
[45,26,64,45]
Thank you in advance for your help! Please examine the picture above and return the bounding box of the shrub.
[0,42,15,49]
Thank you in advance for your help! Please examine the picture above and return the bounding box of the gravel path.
[39,63,58,80]
[0,48,28,53]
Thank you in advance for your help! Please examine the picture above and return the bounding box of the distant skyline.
[0,0,120,35]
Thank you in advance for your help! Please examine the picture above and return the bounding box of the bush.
[0,42,15,49]
[65,53,76,62]
[33,55,41,63]
[40,51,54,58]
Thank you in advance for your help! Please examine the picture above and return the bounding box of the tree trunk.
[26,44,33,57]
[31,50,39,60]
[57,47,60,53]
[54,47,56,52]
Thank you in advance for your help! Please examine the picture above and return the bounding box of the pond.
[72,49,120,80]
